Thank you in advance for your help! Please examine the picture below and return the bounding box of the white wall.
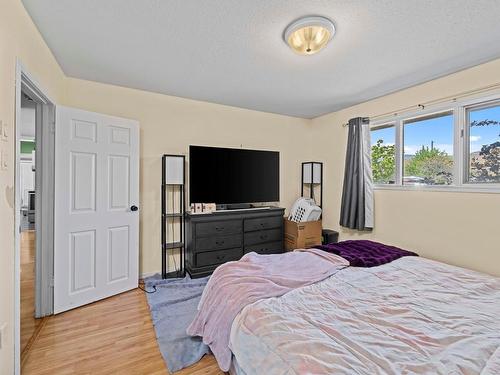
[20,96,36,140]
[20,100,36,207]
[19,160,34,207]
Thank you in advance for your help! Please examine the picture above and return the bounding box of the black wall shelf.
[161,154,186,279]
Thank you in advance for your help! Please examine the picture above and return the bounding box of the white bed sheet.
[229,257,500,375]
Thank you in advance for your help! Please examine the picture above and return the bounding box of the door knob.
[130,205,139,211]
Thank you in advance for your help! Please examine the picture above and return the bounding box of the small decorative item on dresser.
[203,203,216,213]
[190,203,216,214]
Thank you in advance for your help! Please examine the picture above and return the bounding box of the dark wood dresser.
[185,207,285,278]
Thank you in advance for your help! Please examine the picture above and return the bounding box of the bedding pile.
[317,239,418,267]
[187,249,349,371]
[230,256,500,374]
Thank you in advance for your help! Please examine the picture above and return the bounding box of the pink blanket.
[186,249,349,371]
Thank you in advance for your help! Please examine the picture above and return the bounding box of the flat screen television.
[189,145,279,205]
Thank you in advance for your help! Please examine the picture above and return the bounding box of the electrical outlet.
[0,323,6,349]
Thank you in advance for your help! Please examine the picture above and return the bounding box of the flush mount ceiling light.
[284,16,335,55]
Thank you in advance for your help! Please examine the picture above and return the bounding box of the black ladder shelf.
[161,154,186,279]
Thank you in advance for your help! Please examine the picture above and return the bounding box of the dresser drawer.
[244,216,282,232]
[195,220,242,237]
[196,248,243,267]
[244,228,282,246]
[245,241,283,255]
[196,234,242,252]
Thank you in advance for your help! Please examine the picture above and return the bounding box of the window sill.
[373,184,500,194]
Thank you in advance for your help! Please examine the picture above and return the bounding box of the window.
[369,95,500,191]
[370,125,396,184]
[466,102,500,183]
[403,112,454,186]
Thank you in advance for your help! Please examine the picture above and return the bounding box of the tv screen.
[189,146,279,205]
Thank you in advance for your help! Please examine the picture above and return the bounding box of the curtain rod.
[341,81,500,127]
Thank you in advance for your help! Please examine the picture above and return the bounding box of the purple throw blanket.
[317,240,418,267]
[186,249,349,371]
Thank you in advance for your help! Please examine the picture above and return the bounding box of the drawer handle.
[216,240,225,246]
[216,255,226,261]
[260,235,268,240]
[215,227,224,232]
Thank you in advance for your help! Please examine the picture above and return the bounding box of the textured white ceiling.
[22,0,500,118]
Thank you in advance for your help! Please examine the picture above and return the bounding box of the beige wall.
[310,58,500,277]
[0,1,66,373]
[2,0,500,372]
[63,78,311,276]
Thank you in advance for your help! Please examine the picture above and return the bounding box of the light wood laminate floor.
[20,231,43,358]
[22,282,224,374]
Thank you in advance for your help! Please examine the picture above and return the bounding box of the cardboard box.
[284,219,322,251]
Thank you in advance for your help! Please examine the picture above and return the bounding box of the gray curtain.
[339,117,374,230]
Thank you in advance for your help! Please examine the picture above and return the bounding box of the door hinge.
[49,276,54,288]
[50,121,56,134]
[460,129,464,138]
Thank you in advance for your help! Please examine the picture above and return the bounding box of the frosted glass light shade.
[284,16,335,55]
[303,162,322,184]
[165,156,184,185]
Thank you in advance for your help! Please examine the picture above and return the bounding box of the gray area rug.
[145,275,210,373]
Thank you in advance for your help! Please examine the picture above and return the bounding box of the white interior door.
[54,106,139,313]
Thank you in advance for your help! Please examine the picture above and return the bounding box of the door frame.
[14,60,56,374]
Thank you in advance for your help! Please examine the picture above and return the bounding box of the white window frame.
[370,92,500,193]
[370,122,399,185]
[463,98,500,186]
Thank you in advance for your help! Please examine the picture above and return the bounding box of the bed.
[229,256,500,374]
[189,243,500,375]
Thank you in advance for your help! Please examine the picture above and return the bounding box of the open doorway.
[15,63,56,373]
[19,93,38,360]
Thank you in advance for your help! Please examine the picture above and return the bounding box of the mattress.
[229,256,500,374]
